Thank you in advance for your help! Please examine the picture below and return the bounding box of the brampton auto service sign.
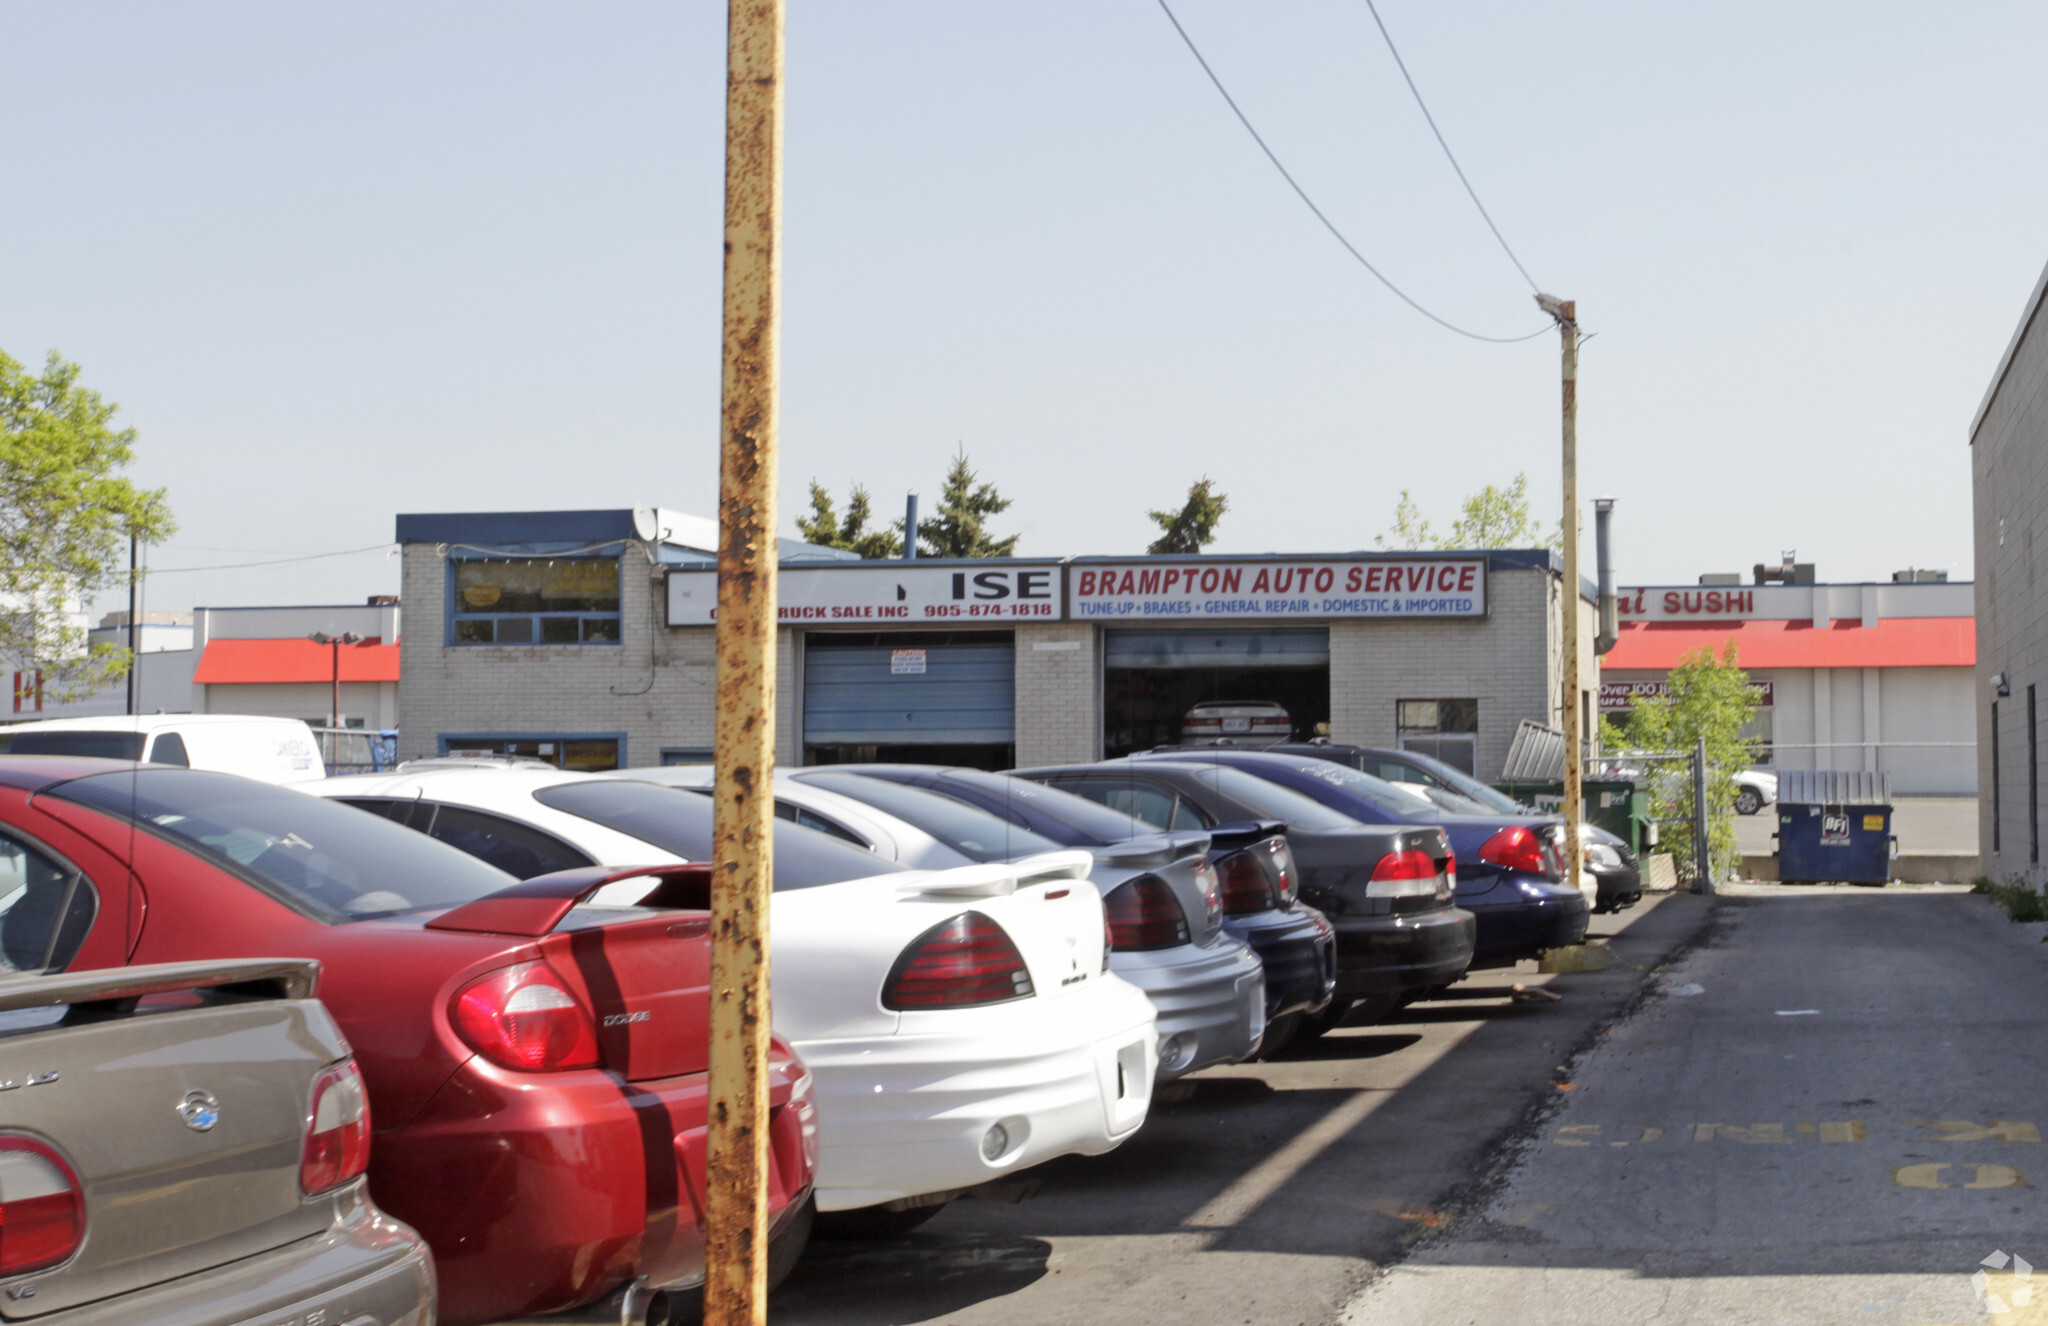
[1068,558,1486,620]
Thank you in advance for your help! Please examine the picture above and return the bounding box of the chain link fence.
[1743,742,1978,861]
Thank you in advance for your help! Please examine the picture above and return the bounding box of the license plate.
[1222,718,1251,733]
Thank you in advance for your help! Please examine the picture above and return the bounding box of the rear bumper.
[1329,904,1477,999]
[1111,934,1265,1081]
[1465,880,1592,966]
[51,1186,432,1326]
[1226,906,1336,1019]
[1591,862,1642,909]
[794,974,1157,1212]
[371,1057,813,1325]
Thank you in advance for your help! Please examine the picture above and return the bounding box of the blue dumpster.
[1775,770,1894,885]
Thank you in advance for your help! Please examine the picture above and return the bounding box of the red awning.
[193,638,401,686]
[1603,618,1975,671]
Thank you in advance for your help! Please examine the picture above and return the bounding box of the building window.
[1397,698,1479,775]
[439,735,623,771]
[661,748,714,766]
[450,558,622,646]
[1992,700,2002,854]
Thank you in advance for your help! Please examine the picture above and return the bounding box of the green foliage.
[0,349,174,699]
[1146,479,1228,554]
[796,481,902,559]
[1972,874,2048,923]
[1606,640,1756,885]
[917,449,1017,559]
[1376,472,1561,552]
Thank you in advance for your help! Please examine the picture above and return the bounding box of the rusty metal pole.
[1537,294,1584,893]
[706,2,783,1323]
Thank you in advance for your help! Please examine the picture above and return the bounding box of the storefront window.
[451,558,622,646]
[1101,628,1330,758]
[440,736,622,771]
[1397,698,1479,774]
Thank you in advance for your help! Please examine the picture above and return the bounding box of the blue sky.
[5,1,2042,614]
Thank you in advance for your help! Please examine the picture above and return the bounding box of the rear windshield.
[48,769,517,923]
[795,772,1062,862]
[533,780,906,888]
[1186,765,1368,831]
[931,770,1158,845]
[1277,762,1440,820]
[0,731,145,761]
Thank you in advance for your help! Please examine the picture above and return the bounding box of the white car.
[1733,769,1778,816]
[304,768,1158,1231]
[0,714,325,783]
[637,765,1268,1083]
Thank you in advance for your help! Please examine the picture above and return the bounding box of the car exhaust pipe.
[496,1279,673,1326]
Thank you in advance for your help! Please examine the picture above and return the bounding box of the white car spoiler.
[900,850,1096,899]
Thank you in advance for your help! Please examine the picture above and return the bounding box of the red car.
[0,758,816,1325]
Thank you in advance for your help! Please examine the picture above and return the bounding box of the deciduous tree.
[1376,472,1560,551]
[1604,640,1758,885]
[0,349,174,698]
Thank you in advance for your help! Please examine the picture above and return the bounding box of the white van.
[0,715,326,784]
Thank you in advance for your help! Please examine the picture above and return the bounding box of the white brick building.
[396,508,1597,780]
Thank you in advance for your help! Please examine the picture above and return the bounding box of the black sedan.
[1012,759,1477,1038]
[818,764,1339,1048]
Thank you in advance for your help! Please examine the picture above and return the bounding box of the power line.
[1155,0,1549,344]
[1362,0,1539,293]
[146,543,395,574]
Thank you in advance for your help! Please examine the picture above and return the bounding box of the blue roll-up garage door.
[802,632,1015,745]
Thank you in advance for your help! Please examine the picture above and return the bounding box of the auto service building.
[395,508,1597,777]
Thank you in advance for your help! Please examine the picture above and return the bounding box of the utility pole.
[707,3,782,1324]
[1536,294,1582,891]
[126,534,138,716]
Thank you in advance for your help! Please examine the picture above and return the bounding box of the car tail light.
[0,1138,82,1276]
[1104,874,1190,951]
[1265,837,1297,906]
[452,961,601,1072]
[1479,826,1549,875]
[1214,850,1276,914]
[883,912,1035,1009]
[1442,850,1457,900]
[300,1060,372,1194]
[1368,848,1442,897]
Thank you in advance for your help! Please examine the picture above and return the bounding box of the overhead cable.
[1361,0,1539,293]
[1155,0,1549,344]
[147,543,395,574]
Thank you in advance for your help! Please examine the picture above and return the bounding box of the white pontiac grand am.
[304,767,1157,1233]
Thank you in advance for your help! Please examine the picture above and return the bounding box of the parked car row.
[0,733,1607,1324]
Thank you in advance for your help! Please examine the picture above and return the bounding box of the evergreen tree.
[917,449,1017,558]
[795,481,902,559]
[1146,479,1228,554]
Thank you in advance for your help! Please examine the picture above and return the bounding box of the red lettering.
[1738,591,1753,613]
[1314,567,1334,592]
[1139,569,1162,594]
[1459,565,1477,592]
[1345,567,1362,592]
[1663,591,1682,614]
[1162,569,1182,593]
[1365,566,1383,592]
[1077,570,1096,595]
[1200,568,1219,593]
[1222,568,1241,593]
[1273,569,1294,593]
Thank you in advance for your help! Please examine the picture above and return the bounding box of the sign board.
[1067,558,1486,621]
[1820,812,1851,846]
[890,649,927,675]
[666,563,1063,627]
[1599,679,1774,712]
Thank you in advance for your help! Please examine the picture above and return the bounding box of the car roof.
[0,754,152,791]
[0,714,309,734]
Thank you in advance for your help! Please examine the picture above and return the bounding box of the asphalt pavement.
[768,891,1713,1326]
[1349,883,2044,1326]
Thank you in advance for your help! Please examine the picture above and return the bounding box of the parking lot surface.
[770,893,1711,1326]
[1351,883,2038,1326]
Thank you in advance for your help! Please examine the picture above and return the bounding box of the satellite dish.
[632,506,660,542]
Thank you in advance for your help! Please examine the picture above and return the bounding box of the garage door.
[802,632,1015,745]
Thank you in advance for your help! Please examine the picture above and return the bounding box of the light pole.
[307,632,363,731]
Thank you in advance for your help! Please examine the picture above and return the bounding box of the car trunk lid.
[0,960,339,1320]
[900,852,1110,1000]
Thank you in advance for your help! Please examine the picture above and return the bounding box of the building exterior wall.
[1014,621,1099,767]
[1973,261,2048,880]
[396,545,716,766]
[199,680,397,728]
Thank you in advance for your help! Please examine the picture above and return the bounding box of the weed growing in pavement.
[1971,874,2048,924]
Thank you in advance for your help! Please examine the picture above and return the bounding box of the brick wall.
[1014,622,1099,766]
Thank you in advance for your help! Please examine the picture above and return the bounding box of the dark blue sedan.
[1131,749,1588,968]
[824,764,1339,1042]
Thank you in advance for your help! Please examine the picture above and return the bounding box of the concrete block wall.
[1014,622,1099,767]
[1974,268,2048,884]
[397,548,720,768]
[1329,566,1561,780]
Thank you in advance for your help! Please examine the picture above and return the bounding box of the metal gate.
[801,632,1016,746]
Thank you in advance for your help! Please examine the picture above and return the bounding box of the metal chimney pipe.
[1593,497,1617,655]
[903,493,918,560]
